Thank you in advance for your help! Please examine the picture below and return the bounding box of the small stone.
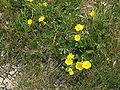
[5,21,9,25]
[9,71,15,75]
[1,65,5,68]
[13,74,16,78]
[0,66,3,70]
[113,61,116,67]
[6,64,10,67]
[0,77,3,84]
[0,84,5,88]
[0,13,2,17]
[8,75,14,80]
[1,73,6,77]
[1,51,4,57]
[14,69,18,72]
[3,78,9,85]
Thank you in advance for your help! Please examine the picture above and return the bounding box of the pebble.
[0,77,3,84]
[9,71,15,75]
[8,75,14,80]
[0,84,5,88]
[1,51,4,57]
[3,78,9,85]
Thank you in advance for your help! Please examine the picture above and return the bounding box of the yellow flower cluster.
[26,1,47,25]
[76,61,91,70]
[26,0,95,77]
[65,53,74,65]
[74,9,96,41]
[65,9,95,75]
[38,2,48,7]
[65,53,92,75]
[27,16,46,25]
[74,24,84,41]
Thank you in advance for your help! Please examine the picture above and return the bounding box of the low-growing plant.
[0,0,120,90]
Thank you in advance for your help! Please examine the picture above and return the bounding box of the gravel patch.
[0,64,22,90]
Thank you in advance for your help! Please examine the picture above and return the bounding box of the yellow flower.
[43,2,48,7]
[39,16,45,22]
[75,24,84,31]
[68,68,74,75]
[75,62,83,70]
[27,19,32,25]
[74,35,81,41]
[65,59,73,65]
[89,10,96,17]
[27,0,33,2]
[82,61,91,69]
[67,53,74,59]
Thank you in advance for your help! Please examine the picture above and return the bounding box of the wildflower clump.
[64,14,93,75]
[64,52,92,75]
[65,53,74,65]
